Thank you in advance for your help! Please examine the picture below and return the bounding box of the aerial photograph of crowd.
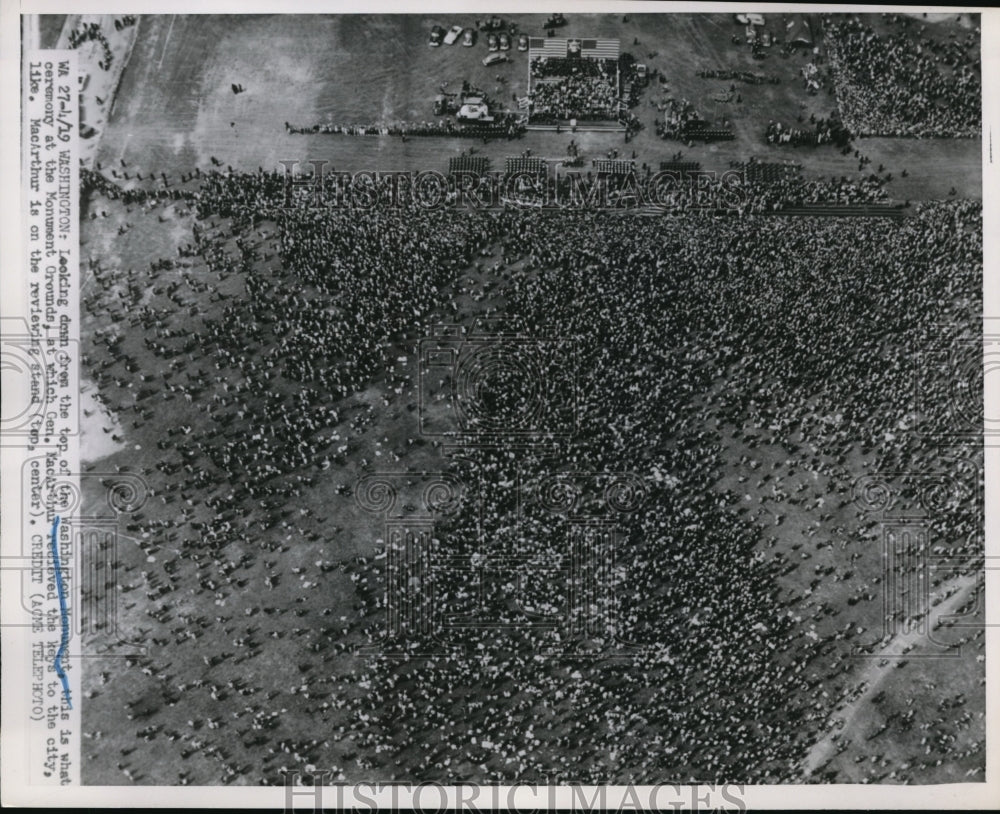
[31,8,983,787]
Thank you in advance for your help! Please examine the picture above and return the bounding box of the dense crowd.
[331,200,981,784]
[505,167,889,213]
[528,58,621,123]
[286,117,525,140]
[68,20,114,70]
[79,160,982,786]
[825,14,980,137]
[529,77,620,122]
[530,56,617,79]
[183,163,891,217]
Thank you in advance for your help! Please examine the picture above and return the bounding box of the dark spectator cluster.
[825,14,980,137]
[68,20,115,70]
[79,161,980,786]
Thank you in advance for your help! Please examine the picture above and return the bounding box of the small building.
[788,16,814,47]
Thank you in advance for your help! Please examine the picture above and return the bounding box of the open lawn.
[95,14,980,199]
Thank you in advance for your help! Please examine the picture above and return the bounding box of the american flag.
[528,37,620,60]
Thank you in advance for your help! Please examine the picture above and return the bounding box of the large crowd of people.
[325,199,981,784]
[825,14,980,137]
[79,157,982,785]
[530,56,617,80]
[182,163,892,217]
[286,116,526,140]
[68,5,986,790]
[528,58,622,123]
[67,20,115,70]
[528,76,621,123]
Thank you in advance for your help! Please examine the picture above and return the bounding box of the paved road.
[800,573,980,778]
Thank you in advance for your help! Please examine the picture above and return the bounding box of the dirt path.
[799,572,979,777]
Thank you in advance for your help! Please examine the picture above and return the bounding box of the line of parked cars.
[430,18,529,53]
[430,24,467,47]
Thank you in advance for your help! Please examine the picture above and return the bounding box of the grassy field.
[75,12,984,785]
[36,14,67,49]
[93,13,980,199]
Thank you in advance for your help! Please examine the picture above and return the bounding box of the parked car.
[444,25,463,45]
[517,33,529,51]
[487,32,499,51]
[482,52,509,67]
[636,63,648,84]
[429,25,444,47]
[498,32,511,51]
[462,28,476,47]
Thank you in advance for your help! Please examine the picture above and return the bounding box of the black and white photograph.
[1,2,996,809]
